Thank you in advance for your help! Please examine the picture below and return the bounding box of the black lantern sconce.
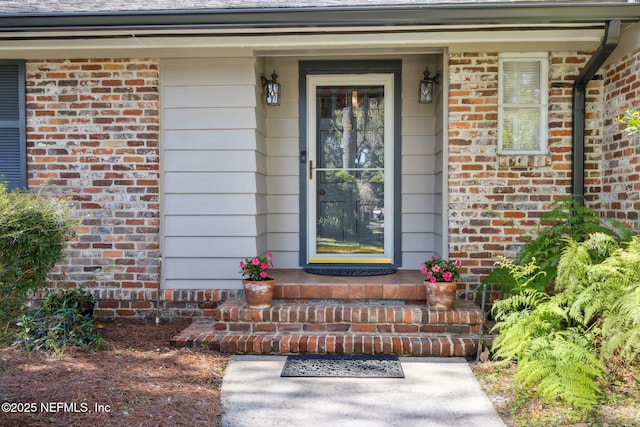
[418,67,440,104]
[261,70,281,106]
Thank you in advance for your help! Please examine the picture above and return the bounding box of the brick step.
[171,320,480,357]
[171,298,485,357]
[270,269,427,300]
[213,299,481,335]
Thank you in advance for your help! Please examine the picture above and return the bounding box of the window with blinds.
[498,53,548,154]
[0,60,25,190]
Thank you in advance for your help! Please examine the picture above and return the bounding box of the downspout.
[572,20,621,202]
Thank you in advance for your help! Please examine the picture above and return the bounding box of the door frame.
[306,73,394,263]
[298,60,402,271]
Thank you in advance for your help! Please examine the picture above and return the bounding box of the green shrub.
[492,233,640,413]
[0,181,76,325]
[13,288,101,356]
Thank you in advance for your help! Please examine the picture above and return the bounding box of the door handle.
[309,160,313,180]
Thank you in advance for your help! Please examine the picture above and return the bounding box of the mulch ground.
[2,317,637,427]
[0,318,229,427]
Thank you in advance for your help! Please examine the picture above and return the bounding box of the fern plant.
[515,330,605,410]
[484,195,634,296]
[492,289,605,411]
[492,232,640,413]
[601,286,640,359]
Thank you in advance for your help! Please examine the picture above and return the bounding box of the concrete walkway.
[221,356,506,427]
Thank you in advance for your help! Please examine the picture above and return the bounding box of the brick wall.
[597,47,640,230]
[447,51,597,299]
[26,58,163,317]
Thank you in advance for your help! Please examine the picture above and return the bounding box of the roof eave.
[1,4,639,33]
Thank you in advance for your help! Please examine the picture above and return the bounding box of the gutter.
[0,4,639,33]
[571,20,622,201]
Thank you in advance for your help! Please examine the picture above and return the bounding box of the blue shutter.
[0,61,25,190]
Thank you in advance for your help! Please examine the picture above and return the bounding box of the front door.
[307,74,394,264]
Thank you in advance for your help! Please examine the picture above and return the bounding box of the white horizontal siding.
[267,118,299,138]
[404,233,439,254]
[164,254,243,289]
[265,58,300,269]
[164,237,256,258]
[404,116,436,136]
[403,135,436,156]
[402,214,436,232]
[402,194,438,214]
[161,58,262,287]
[164,129,257,150]
[402,175,437,195]
[272,252,299,270]
[267,233,299,252]
[164,215,258,236]
[163,60,256,86]
[163,258,238,279]
[164,150,257,172]
[163,86,256,108]
[267,155,299,176]
[400,56,442,268]
[268,213,298,233]
[164,108,257,130]
[403,154,436,175]
[267,195,299,214]
[268,137,299,156]
[268,175,299,195]
[403,252,437,270]
[164,194,258,215]
[164,172,257,193]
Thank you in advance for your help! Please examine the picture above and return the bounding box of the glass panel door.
[307,74,393,264]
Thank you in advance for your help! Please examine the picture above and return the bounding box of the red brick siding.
[448,51,596,298]
[598,47,640,229]
[26,58,162,316]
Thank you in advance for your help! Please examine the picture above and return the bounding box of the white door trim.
[306,73,395,264]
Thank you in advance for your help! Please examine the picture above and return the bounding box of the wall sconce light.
[418,67,440,104]
[261,70,281,106]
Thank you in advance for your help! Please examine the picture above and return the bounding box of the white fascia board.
[0,27,605,59]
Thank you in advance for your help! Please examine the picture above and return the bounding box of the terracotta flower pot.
[425,280,457,310]
[242,279,275,309]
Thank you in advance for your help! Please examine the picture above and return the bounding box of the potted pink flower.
[239,253,275,308]
[420,256,461,310]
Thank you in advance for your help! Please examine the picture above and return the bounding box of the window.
[498,53,548,154]
[0,60,26,190]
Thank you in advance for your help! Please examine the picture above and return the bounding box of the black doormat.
[304,265,397,276]
[281,354,404,378]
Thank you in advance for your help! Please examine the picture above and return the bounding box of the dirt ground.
[0,318,228,427]
[471,359,640,427]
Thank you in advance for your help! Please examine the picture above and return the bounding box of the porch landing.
[269,269,429,302]
[171,269,485,358]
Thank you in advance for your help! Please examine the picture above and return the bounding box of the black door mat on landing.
[281,354,404,378]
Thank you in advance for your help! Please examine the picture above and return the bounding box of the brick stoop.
[170,298,485,358]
